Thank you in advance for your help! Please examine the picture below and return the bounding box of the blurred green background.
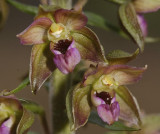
[0,0,160,133]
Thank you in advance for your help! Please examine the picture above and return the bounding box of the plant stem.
[3,77,29,96]
[49,69,75,134]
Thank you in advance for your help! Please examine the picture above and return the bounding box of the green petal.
[119,3,144,52]
[16,109,35,134]
[66,85,91,130]
[133,0,160,13]
[115,86,142,127]
[29,43,55,94]
[72,27,107,63]
[106,49,139,65]
[0,0,9,29]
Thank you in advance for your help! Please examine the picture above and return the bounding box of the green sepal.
[20,100,50,134]
[106,49,139,65]
[30,43,55,94]
[71,27,107,63]
[115,86,142,127]
[66,85,92,130]
[16,108,35,134]
[119,3,144,52]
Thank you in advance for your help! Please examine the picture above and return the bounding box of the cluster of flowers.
[0,0,160,133]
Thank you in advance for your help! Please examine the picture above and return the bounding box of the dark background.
[0,0,160,133]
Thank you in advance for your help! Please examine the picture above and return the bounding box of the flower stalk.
[49,69,75,134]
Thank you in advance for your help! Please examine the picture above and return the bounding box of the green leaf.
[30,43,55,94]
[115,86,142,128]
[106,49,139,65]
[89,111,140,131]
[17,108,35,134]
[66,85,92,130]
[72,27,107,63]
[6,0,38,15]
[85,11,128,38]
[0,0,9,29]
[119,3,144,52]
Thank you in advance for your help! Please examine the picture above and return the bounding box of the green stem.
[6,0,38,15]
[3,77,30,96]
[49,69,75,134]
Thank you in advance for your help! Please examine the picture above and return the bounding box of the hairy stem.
[49,69,75,134]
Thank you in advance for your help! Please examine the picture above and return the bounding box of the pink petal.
[111,101,120,121]
[53,48,81,74]
[137,14,148,37]
[54,9,87,30]
[0,118,13,134]
[17,17,52,45]
[97,104,114,125]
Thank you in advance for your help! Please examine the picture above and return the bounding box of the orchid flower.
[0,96,34,134]
[17,5,106,93]
[17,8,87,74]
[67,64,146,130]
[133,0,160,37]
[118,0,160,51]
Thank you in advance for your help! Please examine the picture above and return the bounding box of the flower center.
[96,92,112,105]
[54,39,72,54]
[50,23,64,38]
[48,23,71,43]
[102,75,118,89]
